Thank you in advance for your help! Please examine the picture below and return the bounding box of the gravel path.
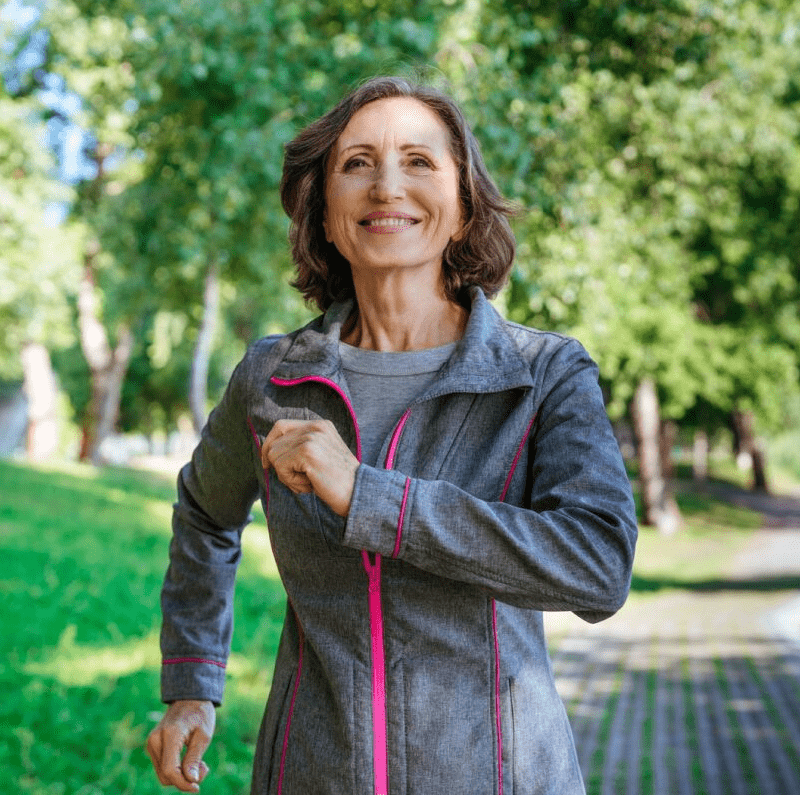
[545,485,800,795]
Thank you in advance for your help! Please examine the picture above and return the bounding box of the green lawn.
[0,458,285,795]
[0,458,767,793]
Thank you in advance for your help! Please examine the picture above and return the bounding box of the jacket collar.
[273,287,534,395]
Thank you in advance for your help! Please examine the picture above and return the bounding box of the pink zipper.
[362,550,388,795]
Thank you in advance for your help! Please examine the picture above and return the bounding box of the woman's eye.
[343,157,369,172]
[409,156,432,168]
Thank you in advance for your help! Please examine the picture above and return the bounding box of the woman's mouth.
[359,213,419,233]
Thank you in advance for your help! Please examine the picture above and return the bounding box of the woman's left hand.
[261,419,359,517]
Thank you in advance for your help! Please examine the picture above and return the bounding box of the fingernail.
[188,765,199,782]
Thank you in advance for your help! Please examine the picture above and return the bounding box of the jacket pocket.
[399,655,495,794]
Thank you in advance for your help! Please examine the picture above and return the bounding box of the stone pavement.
[544,486,800,795]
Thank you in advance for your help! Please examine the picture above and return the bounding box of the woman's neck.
[342,271,468,352]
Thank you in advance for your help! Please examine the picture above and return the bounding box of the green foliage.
[467,0,800,432]
[0,93,79,377]
[5,0,799,437]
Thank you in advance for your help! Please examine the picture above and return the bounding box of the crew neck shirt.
[339,341,457,467]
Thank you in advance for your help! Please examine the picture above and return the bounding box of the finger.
[160,728,197,792]
[183,724,213,785]
[198,760,210,782]
[262,420,305,465]
[146,729,172,787]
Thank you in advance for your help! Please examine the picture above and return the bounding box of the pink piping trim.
[162,657,225,668]
[492,601,503,795]
[278,612,305,795]
[493,412,536,795]
[271,376,362,461]
[247,417,270,512]
[499,413,537,502]
[384,409,410,469]
[386,409,411,561]
[393,478,411,559]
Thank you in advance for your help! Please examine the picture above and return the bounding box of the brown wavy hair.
[280,75,518,312]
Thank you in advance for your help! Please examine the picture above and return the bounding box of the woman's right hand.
[146,699,215,792]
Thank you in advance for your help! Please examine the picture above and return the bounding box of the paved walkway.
[544,484,800,795]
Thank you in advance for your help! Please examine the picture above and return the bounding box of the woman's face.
[323,96,464,285]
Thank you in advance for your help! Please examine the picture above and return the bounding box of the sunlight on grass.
[25,626,162,685]
[241,524,280,579]
[629,494,763,596]
[143,498,175,530]
[24,622,264,690]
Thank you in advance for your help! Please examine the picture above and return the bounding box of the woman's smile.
[359,211,420,233]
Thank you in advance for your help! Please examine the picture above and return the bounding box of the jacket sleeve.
[160,352,262,705]
[343,338,638,622]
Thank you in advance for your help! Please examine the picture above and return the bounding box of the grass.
[0,458,285,795]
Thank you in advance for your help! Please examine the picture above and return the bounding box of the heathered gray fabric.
[339,341,456,466]
[159,288,639,795]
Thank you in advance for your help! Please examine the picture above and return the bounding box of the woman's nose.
[369,161,405,202]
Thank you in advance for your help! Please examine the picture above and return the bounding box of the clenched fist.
[261,419,360,517]
[146,700,215,792]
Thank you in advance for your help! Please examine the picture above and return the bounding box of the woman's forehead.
[332,97,452,157]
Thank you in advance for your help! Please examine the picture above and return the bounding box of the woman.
[147,76,637,795]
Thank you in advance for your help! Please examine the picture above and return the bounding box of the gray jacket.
[160,288,638,795]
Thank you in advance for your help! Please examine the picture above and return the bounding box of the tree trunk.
[21,341,59,460]
[692,429,709,481]
[730,408,769,492]
[77,258,133,464]
[660,420,677,480]
[189,262,221,434]
[631,378,682,534]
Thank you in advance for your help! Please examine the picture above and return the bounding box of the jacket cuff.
[344,464,412,557]
[161,658,227,706]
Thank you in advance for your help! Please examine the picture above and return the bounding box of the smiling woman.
[146,76,638,795]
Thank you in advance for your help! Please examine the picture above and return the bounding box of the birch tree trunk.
[77,258,133,464]
[21,341,59,460]
[631,377,682,534]
[189,262,221,434]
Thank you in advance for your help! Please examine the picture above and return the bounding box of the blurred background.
[2,1,800,793]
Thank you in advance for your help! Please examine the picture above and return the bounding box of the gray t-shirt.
[340,341,456,467]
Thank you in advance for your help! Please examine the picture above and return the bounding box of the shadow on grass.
[631,573,800,594]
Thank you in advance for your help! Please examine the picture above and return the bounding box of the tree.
[0,14,80,458]
[62,0,449,431]
[37,0,143,461]
[461,0,800,513]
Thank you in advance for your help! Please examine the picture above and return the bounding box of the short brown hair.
[281,75,518,311]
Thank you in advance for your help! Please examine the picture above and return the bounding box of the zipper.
[363,407,411,795]
[362,549,388,795]
[270,376,406,795]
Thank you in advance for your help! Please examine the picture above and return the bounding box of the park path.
[544,484,800,795]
